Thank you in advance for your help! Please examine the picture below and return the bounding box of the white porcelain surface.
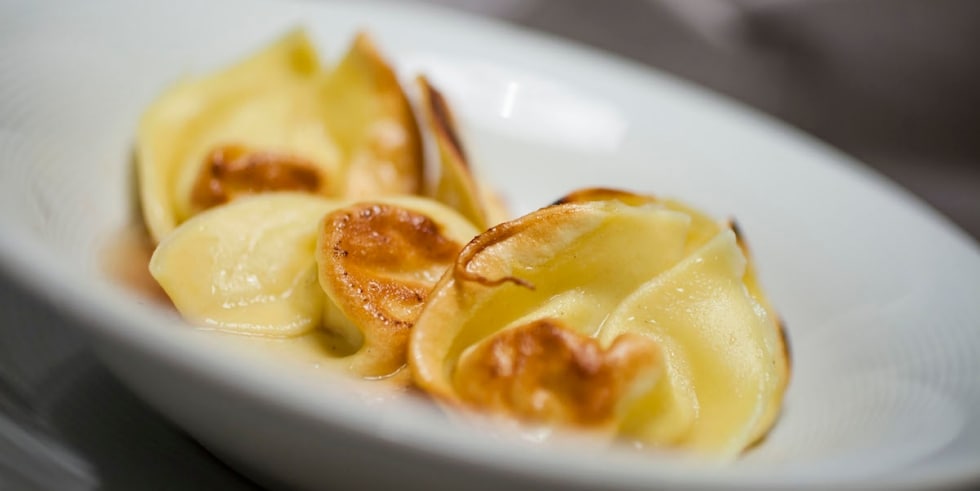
[1,1,979,490]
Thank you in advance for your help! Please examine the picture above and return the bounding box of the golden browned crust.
[451,214,544,290]
[778,317,792,374]
[318,202,465,376]
[552,187,656,207]
[190,144,324,212]
[416,75,510,231]
[418,76,468,165]
[453,319,662,427]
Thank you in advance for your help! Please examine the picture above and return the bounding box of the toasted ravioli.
[316,196,479,378]
[322,34,424,199]
[417,76,508,230]
[138,30,342,242]
[138,30,426,243]
[409,189,789,457]
[410,197,690,424]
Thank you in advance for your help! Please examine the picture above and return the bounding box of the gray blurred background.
[0,2,977,490]
[420,0,980,239]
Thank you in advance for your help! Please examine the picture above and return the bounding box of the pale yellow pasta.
[137,30,424,243]
[409,189,789,458]
[150,193,342,337]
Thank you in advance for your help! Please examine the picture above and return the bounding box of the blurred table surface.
[0,1,977,490]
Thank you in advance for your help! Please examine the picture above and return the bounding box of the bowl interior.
[1,0,979,489]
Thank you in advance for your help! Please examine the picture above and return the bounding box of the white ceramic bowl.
[1,1,979,490]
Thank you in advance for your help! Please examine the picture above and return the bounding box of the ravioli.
[149,193,342,337]
[409,189,789,457]
[322,34,425,199]
[151,192,478,368]
[316,196,479,378]
[137,30,337,242]
[137,30,423,242]
[417,76,509,230]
